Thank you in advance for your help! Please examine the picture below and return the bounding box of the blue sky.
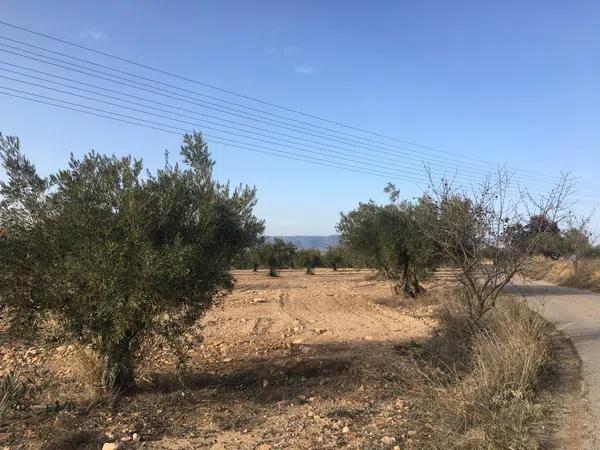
[1,0,600,234]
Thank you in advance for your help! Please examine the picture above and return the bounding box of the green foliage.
[246,239,297,276]
[337,185,440,296]
[0,132,263,394]
[526,215,563,259]
[322,245,354,270]
[266,238,297,275]
[294,249,322,274]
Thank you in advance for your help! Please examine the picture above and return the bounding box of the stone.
[102,443,120,450]
[257,445,271,450]
[30,405,46,414]
[342,426,350,433]
[132,433,140,443]
[381,436,396,445]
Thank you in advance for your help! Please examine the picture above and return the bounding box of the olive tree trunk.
[101,337,136,395]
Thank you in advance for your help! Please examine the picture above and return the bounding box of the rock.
[102,444,120,450]
[381,436,396,445]
[257,445,271,450]
[132,433,140,443]
[30,405,46,414]
[342,426,350,433]
[252,297,267,303]
[222,357,232,362]
[407,430,417,437]
[316,328,327,334]
[292,338,304,345]
[262,379,269,388]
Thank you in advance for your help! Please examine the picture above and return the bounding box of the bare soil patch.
[0,269,437,449]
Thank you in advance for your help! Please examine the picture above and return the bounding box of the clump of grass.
[562,259,600,290]
[69,344,103,403]
[406,295,553,449]
[0,371,28,422]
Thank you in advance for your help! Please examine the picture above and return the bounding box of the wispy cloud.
[294,64,314,75]
[80,28,107,41]
[283,46,302,56]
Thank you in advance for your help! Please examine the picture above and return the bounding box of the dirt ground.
[0,269,437,449]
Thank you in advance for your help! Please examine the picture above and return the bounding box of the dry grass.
[403,295,553,449]
[69,344,103,403]
[526,256,600,291]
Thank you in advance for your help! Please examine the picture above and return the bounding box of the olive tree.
[253,239,296,276]
[295,249,322,275]
[323,245,354,271]
[0,132,264,394]
[337,185,440,297]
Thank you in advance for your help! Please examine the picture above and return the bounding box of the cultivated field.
[1,269,437,449]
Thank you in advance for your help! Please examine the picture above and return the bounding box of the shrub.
[421,169,572,317]
[0,132,264,394]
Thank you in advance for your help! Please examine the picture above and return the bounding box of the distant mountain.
[266,235,340,251]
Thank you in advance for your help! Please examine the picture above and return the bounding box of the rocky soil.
[0,269,437,449]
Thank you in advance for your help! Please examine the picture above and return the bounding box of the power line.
[2,66,585,196]
[0,29,589,190]
[0,45,587,194]
[0,21,596,206]
[0,87,435,183]
[3,84,595,206]
[0,85,417,179]
[0,68,486,183]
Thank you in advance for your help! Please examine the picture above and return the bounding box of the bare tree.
[421,167,573,318]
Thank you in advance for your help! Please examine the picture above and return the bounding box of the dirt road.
[507,279,600,449]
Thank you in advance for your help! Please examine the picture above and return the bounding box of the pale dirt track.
[205,269,434,350]
[140,269,437,449]
[508,279,600,449]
